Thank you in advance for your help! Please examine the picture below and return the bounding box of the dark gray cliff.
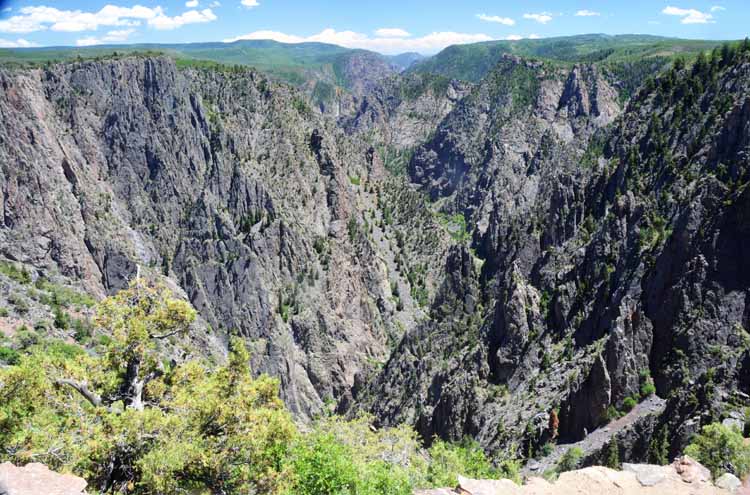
[355,49,750,463]
[0,56,444,417]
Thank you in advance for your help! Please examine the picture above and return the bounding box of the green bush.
[426,439,508,486]
[0,346,20,365]
[557,447,584,473]
[685,423,750,479]
[291,432,358,495]
[622,396,638,412]
[358,461,412,495]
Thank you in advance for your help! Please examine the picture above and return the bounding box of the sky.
[0,0,746,54]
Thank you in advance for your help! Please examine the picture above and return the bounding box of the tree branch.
[56,378,103,408]
[149,329,184,340]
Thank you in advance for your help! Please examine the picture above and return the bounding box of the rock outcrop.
[419,458,730,495]
[0,463,87,495]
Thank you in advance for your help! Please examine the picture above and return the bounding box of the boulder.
[715,473,742,493]
[457,475,523,495]
[673,455,712,484]
[622,463,669,487]
[0,463,87,495]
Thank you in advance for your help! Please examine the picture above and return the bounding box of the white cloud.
[710,5,726,11]
[662,6,714,24]
[240,0,259,8]
[75,28,136,46]
[505,34,523,41]
[186,0,199,7]
[523,12,553,24]
[476,14,515,26]
[529,34,541,39]
[0,37,37,48]
[224,28,493,54]
[209,1,221,6]
[374,28,410,38]
[149,8,216,30]
[0,5,218,34]
[575,10,600,17]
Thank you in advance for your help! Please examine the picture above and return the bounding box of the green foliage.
[436,213,470,243]
[426,439,516,486]
[0,279,297,494]
[2,278,520,494]
[291,432,358,495]
[605,438,621,469]
[0,261,31,284]
[640,370,656,398]
[0,346,19,365]
[649,426,671,465]
[410,34,723,83]
[622,396,638,412]
[685,423,750,479]
[35,278,96,309]
[557,446,584,473]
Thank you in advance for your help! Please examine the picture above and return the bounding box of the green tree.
[605,438,620,469]
[0,278,297,494]
[685,423,750,479]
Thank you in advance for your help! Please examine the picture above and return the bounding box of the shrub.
[622,396,638,412]
[426,439,504,486]
[685,423,750,479]
[640,380,656,398]
[0,346,20,365]
[291,432,358,495]
[557,447,584,473]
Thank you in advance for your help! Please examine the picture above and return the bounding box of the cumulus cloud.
[0,37,36,47]
[241,0,259,8]
[76,28,136,46]
[149,9,216,30]
[209,1,221,6]
[0,5,218,33]
[186,0,199,7]
[374,28,410,38]
[575,10,600,17]
[224,28,493,54]
[662,6,714,24]
[710,5,726,12]
[476,14,515,26]
[523,12,553,24]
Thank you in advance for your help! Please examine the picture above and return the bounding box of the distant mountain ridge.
[0,39,422,88]
[408,34,728,82]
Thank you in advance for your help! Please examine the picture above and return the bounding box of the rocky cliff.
[354,48,750,463]
[2,43,750,468]
[0,55,443,418]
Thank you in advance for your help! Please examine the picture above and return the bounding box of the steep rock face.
[360,50,750,461]
[358,55,625,452]
[340,73,472,150]
[0,56,418,417]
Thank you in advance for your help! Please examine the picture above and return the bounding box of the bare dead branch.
[55,378,103,408]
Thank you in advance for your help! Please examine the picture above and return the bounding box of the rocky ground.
[419,457,743,495]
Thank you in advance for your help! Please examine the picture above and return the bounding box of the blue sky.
[0,0,746,53]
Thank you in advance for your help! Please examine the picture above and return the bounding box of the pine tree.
[605,438,621,469]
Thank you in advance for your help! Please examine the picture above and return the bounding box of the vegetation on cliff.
[0,279,516,494]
